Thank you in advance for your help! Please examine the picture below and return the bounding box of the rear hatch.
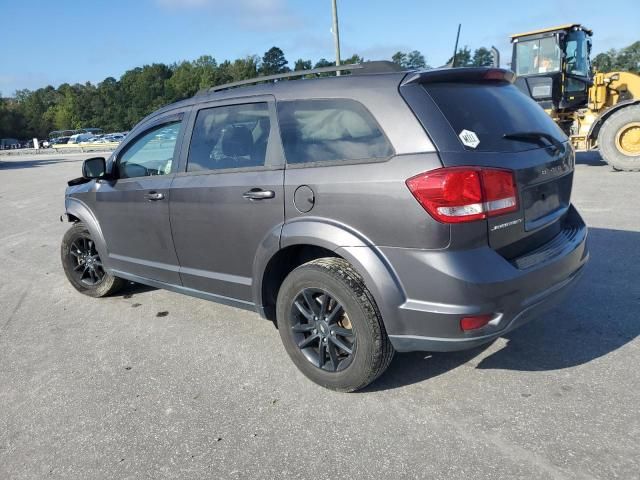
[400,68,574,256]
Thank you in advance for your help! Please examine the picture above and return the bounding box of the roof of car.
[137,66,512,129]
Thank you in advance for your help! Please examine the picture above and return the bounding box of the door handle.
[144,191,165,201]
[243,189,275,200]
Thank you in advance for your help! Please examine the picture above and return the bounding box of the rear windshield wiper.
[503,131,564,151]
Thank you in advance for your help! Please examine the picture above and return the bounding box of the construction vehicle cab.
[511,24,592,113]
[511,23,640,171]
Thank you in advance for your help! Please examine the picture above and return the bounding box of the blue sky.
[1,0,638,95]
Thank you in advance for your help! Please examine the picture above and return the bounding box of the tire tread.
[280,257,394,392]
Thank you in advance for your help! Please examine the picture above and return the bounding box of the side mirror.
[82,157,106,178]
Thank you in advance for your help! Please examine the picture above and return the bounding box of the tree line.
[592,41,640,74]
[9,40,638,141]
[0,45,446,140]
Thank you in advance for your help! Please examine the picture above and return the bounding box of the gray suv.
[61,64,589,391]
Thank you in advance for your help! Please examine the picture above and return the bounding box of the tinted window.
[118,122,181,178]
[565,30,590,77]
[187,103,270,172]
[277,99,393,164]
[423,82,566,152]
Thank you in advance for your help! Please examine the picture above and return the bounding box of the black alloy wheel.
[67,235,106,286]
[290,287,356,372]
[60,222,125,297]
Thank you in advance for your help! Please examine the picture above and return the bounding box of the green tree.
[392,51,428,69]
[294,59,312,71]
[218,56,259,83]
[447,46,473,67]
[166,61,200,101]
[592,43,640,73]
[314,58,335,68]
[593,51,615,72]
[392,51,407,68]
[120,63,172,128]
[95,77,124,131]
[406,50,427,69]
[260,47,289,76]
[614,41,640,73]
[472,47,494,67]
[0,96,28,139]
[311,58,336,77]
[192,55,219,88]
[343,54,364,65]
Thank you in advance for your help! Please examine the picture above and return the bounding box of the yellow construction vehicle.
[510,24,640,171]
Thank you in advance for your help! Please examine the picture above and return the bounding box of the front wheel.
[61,222,125,297]
[598,105,640,171]
[276,258,394,392]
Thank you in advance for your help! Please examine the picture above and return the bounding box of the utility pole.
[331,0,342,75]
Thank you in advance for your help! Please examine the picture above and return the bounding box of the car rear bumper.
[381,206,589,352]
[388,263,585,352]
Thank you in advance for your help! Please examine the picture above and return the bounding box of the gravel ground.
[0,151,638,479]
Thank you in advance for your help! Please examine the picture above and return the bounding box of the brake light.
[406,167,518,223]
[483,69,511,81]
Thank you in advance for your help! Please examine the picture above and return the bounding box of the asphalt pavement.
[0,151,638,479]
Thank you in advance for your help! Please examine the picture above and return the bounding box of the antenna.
[452,23,461,68]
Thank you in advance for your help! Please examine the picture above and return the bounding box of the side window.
[187,102,271,172]
[118,121,181,179]
[277,99,393,164]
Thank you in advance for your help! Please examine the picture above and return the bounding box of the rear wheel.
[61,222,125,297]
[598,105,640,171]
[276,258,394,392]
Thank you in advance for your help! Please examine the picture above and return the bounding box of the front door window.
[117,122,181,178]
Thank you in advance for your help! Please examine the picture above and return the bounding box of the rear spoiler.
[401,67,515,86]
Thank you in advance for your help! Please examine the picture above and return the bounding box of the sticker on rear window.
[459,129,480,148]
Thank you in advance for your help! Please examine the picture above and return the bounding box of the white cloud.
[155,0,304,31]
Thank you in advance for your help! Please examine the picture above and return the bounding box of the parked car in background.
[68,133,95,144]
[51,137,71,146]
[0,138,22,149]
[103,133,125,143]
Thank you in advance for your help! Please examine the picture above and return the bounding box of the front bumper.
[382,206,589,352]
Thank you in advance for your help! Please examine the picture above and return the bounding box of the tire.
[597,105,640,171]
[61,222,125,297]
[276,258,394,392]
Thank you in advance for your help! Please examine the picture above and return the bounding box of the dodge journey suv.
[61,63,588,391]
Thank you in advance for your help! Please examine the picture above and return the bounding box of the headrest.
[221,125,252,157]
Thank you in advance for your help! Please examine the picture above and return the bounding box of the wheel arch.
[63,197,110,268]
[253,218,406,330]
[588,99,640,142]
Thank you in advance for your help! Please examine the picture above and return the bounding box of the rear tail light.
[406,167,518,223]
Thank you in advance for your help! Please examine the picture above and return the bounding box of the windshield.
[565,30,590,77]
[515,36,561,75]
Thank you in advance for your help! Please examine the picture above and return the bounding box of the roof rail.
[198,61,403,95]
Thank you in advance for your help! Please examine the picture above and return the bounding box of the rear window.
[423,82,566,152]
[277,99,393,164]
